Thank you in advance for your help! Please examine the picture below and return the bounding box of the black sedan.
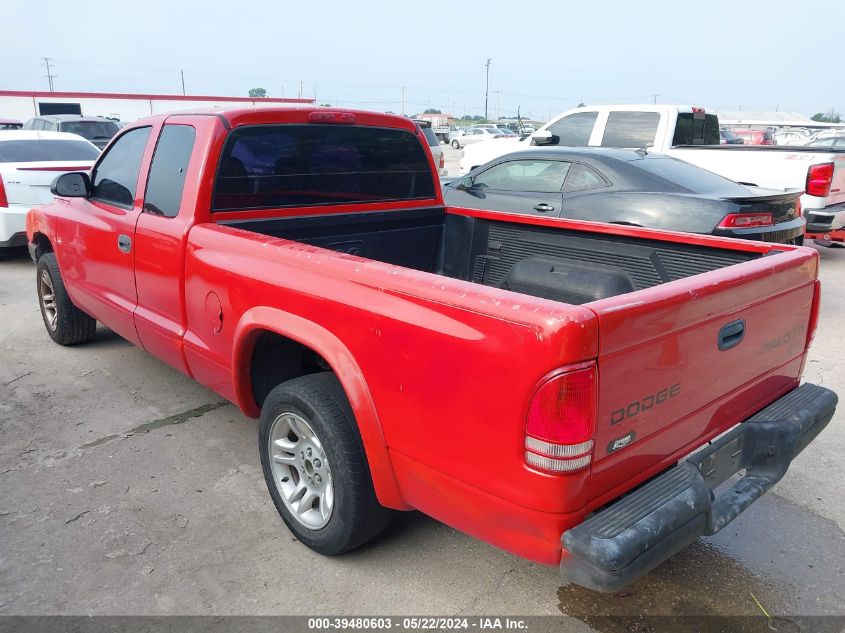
[443,148,805,244]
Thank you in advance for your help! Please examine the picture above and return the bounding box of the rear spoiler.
[721,189,803,204]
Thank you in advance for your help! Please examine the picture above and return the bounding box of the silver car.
[413,119,446,177]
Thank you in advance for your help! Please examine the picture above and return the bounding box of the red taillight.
[308,111,357,124]
[438,151,445,169]
[0,173,7,207]
[795,197,802,217]
[806,163,834,198]
[807,280,821,349]
[718,212,774,228]
[525,363,596,473]
[691,106,705,114]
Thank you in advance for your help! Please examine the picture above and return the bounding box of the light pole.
[484,58,491,120]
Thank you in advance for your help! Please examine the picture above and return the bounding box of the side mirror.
[51,172,91,197]
[531,130,556,146]
[456,176,474,191]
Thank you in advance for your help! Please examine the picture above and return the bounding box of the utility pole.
[299,81,303,99]
[494,90,502,121]
[180,70,186,95]
[401,86,405,116]
[652,93,659,105]
[484,58,491,120]
[42,57,56,92]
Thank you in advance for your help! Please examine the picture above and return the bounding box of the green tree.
[320,103,332,107]
[811,112,841,123]
[248,87,267,98]
[423,108,442,114]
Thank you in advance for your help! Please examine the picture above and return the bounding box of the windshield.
[672,113,720,146]
[0,139,100,162]
[58,120,120,140]
[420,126,439,147]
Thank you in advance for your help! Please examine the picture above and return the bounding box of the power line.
[42,57,57,92]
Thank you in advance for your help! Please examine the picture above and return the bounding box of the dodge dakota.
[27,106,837,591]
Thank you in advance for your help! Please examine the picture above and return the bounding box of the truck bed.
[221,205,761,305]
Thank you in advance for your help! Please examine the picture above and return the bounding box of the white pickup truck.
[460,105,845,233]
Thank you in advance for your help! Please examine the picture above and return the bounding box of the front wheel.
[36,253,97,345]
[259,372,394,555]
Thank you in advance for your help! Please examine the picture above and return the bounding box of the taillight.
[795,197,802,217]
[308,111,357,124]
[806,163,834,197]
[524,363,596,473]
[0,173,7,207]
[806,280,821,349]
[718,212,774,228]
[438,151,445,169]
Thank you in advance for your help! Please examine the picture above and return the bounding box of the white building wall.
[0,93,312,124]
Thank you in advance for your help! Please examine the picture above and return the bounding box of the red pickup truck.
[26,107,837,591]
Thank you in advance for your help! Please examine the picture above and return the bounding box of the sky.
[1,0,842,122]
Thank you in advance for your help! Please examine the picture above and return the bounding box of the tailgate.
[585,246,818,504]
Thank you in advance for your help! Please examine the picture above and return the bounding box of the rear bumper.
[560,382,837,592]
[0,204,29,244]
[804,203,845,233]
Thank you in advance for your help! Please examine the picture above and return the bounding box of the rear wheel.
[259,372,394,554]
[36,253,96,346]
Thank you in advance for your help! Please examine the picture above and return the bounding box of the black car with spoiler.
[444,147,805,244]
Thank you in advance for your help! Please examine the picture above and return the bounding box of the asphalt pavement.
[1,223,843,630]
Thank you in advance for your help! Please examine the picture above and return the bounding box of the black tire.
[451,139,460,149]
[259,372,395,554]
[36,253,97,346]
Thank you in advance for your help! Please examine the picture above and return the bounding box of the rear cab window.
[672,113,720,146]
[211,124,436,211]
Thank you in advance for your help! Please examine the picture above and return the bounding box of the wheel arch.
[232,306,408,510]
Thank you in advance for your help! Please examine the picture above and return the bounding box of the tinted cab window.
[547,112,598,146]
[601,112,660,147]
[91,127,151,207]
[212,124,435,211]
[143,125,196,217]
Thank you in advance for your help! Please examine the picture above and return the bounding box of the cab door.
[57,126,154,346]
[133,120,202,374]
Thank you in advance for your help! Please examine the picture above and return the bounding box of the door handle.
[718,319,745,351]
[533,203,555,212]
[117,234,132,253]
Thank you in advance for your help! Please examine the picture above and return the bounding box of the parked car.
[731,128,774,145]
[459,105,845,234]
[0,118,23,130]
[773,127,813,146]
[719,128,743,144]
[445,148,804,244]
[0,130,99,249]
[450,125,508,149]
[22,115,121,149]
[27,106,836,593]
[805,134,845,148]
[412,119,446,176]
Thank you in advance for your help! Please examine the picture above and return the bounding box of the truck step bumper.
[560,382,838,592]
